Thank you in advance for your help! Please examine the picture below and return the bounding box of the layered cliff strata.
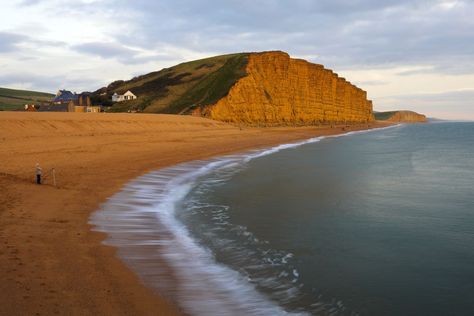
[200,51,374,125]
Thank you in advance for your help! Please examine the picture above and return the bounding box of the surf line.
[90,123,402,316]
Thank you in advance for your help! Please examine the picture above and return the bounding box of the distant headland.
[374,110,427,123]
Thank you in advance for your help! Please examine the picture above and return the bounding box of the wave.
[90,125,401,316]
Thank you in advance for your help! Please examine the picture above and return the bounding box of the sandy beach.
[0,112,391,315]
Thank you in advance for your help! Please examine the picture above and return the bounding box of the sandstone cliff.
[96,51,374,125]
[200,51,374,125]
[375,110,427,123]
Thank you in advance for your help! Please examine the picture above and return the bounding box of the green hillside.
[373,111,398,120]
[0,87,54,111]
[92,53,249,113]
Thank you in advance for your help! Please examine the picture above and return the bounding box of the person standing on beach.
[35,163,42,184]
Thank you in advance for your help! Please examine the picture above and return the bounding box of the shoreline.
[0,112,392,315]
[91,123,402,315]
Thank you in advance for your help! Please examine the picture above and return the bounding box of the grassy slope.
[0,87,54,111]
[374,111,398,120]
[94,53,249,114]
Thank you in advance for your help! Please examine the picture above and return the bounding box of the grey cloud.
[0,72,57,91]
[71,41,174,64]
[18,56,38,61]
[397,57,474,76]
[73,42,138,59]
[391,89,474,102]
[17,0,43,6]
[0,72,102,93]
[0,31,26,53]
[29,38,66,47]
[0,30,66,54]
[28,0,474,77]
[397,68,436,76]
[354,80,389,86]
[98,0,474,76]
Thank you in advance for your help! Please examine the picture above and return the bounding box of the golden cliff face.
[203,51,374,125]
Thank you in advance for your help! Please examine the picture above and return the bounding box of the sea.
[91,122,474,316]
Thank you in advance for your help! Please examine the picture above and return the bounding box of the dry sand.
[0,112,391,315]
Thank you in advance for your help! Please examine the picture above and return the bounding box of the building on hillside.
[52,90,77,104]
[40,89,104,113]
[112,90,137,102]
[67,94,102,112]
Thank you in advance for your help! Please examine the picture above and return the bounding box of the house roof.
[123,90,136,96]
[52,90,77,103]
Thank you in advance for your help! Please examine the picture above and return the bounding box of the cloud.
[0,31,26,52]
[17,0,43,6]
[397,59,474,76]
[391,88,474,102]
[71,41,179,64]
[0,29,67,54]
[354,80,389,86]
[73,42,138,59]
[0,72,102,93]
[86,0,471,77]
[8,0,474,73]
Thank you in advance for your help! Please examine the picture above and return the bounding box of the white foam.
[90,125,399,316]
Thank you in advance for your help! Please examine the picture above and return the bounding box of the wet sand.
[0,112,391,315]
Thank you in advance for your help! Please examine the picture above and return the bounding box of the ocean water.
[91,122,474,315]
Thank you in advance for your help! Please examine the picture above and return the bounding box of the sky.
[1,0,473,119]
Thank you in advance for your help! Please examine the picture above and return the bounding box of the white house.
[112,90,137,102]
